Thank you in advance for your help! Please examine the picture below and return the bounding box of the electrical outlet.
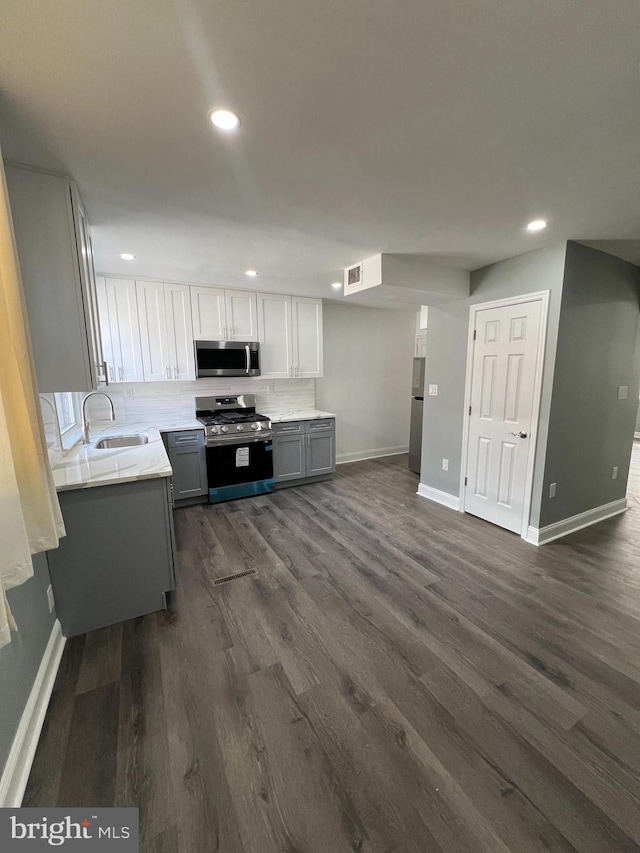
[125,388,135,401]
[442,458,449,471]
[617,386,629,400]
[428,384,438,397]
[46,585,55,613]
[612,466,618,480]
[549,483,557,498]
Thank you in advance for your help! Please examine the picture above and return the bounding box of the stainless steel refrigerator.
[408,357,425,473]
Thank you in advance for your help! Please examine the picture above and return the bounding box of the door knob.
[509,431,528,438]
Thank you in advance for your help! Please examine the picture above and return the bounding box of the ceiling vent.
[343,253,469,305]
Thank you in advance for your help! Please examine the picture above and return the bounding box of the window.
[54,392,83,448]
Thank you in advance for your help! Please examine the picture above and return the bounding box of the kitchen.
[3,3,640,851]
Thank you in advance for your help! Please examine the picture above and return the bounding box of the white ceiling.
[1,0,639,306]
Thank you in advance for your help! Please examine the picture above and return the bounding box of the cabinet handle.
[119,366,124,381]
[166,366,171,380]
[100,360,109,386]
[174,366,178,380]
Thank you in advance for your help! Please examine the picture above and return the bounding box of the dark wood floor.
[25,444,640,852]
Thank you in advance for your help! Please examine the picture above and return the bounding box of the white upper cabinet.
[191,286,258,341]
[96,277,144,383]
[165,283,194,380]
[136,281,195,382]
[258,294,323,378]
[292,297,323,378]
[5,164,106,392]
[225,290,258,340]
[137,280,172,381]
[191,286,226,340]
[256,293,293,379]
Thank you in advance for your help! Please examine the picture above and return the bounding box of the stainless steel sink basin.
[94,435,149,449]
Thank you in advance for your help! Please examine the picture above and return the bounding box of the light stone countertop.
[263,409,336,423]
[52,419,204,492]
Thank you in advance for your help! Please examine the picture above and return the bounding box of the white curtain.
[0,152,65,649]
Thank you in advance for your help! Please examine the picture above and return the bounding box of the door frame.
[459,290,550,540]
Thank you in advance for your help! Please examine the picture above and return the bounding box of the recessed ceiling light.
[331,282,342,290]
[526,219,547,233]
[245,269,258,277]
[120,253,135,260]
[210,109,240,131]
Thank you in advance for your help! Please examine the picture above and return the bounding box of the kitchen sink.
[94,435,149,449]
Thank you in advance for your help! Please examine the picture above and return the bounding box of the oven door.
[195,340,260,377]
[206,437,274,503]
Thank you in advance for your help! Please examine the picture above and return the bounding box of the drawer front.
[166,429,205,448]
[306,418,335,432]
[273,421,304,436]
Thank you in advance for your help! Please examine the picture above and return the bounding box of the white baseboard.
[0,619,66,807]
[336,445,408,465]
[635,432,640,440]
[525,498,628,546]
[416,483,461,511]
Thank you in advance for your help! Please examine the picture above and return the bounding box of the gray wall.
[538,242,640,526]
[420,243,567,526]
[0,552,56,774]
[316,302,415,461]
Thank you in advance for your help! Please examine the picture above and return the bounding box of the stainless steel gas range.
[195,395,273,503]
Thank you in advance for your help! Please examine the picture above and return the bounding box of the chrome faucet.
[81,392,116,444]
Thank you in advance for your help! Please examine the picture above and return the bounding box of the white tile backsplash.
[95,377,316,426]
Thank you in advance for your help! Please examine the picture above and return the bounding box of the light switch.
[549,483,557,498]
[612,466,618,480]
[442,458,449,471]
[428,384,438,396]
[618,386,629,400]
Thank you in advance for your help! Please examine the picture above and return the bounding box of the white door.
[292,297,323,378]
[108,278,144,383]
[225,290,258,340]
[165,283,195,380]
[137,280,171,381]
[191,286,227,339]
[257,293,293,378]
[464,298,543,533]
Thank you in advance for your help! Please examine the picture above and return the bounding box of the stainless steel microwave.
[194,340,261,378]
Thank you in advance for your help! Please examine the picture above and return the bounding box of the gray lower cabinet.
[47,476,177,638]
[273,418,336,484]
[163,429,208,504]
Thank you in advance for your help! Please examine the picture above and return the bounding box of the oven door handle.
[245,345,251,374]
[207,435,273,448]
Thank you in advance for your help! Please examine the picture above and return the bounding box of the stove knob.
[251,423,258,431]
[212,426,219,434]
[221,426,229,433]
[236,424,244,431]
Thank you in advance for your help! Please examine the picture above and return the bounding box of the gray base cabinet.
[47,477,177,637]
[163,429,208,504]
[273,418,336,485]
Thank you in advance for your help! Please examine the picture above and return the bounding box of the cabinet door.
[107,278,144,382]
[170,445,208,498]
[95,276,116,384]
[273,435,306,482]
[225,290,258,340]
[306,431,336,476]
[256,293,293,378]
[137,280,171,381]
[70,183,107,388]
[191,286,227,339]
[165,283,195,380]
[292,297,323,378]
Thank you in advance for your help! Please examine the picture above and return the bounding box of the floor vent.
[213,569,258,586]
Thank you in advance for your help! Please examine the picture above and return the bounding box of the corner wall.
[316,302,416,462]
[538,242,640,526]
[0,552,56,774]
[420,244,567,525]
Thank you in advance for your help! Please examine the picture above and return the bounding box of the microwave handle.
[245,344,250,374]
